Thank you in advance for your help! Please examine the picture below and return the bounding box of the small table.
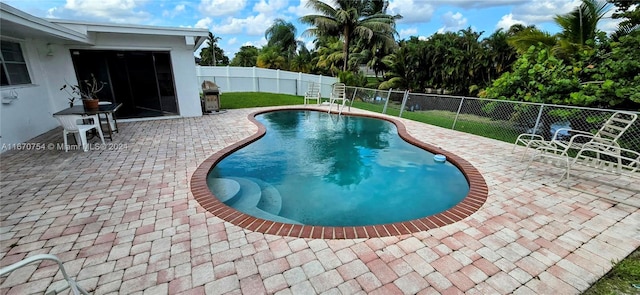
[53,103,122,140]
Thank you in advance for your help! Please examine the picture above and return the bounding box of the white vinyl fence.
[195,66,338,98]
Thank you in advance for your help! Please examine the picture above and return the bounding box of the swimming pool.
[191,108,487,238]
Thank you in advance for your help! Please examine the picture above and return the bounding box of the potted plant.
[60,73,106,110]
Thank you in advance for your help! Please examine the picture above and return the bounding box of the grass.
[583,248,640,295]
[220,92,305,109]
[351,101,520,143]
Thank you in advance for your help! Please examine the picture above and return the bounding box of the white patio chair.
[54,114,105,152]
[327,83,349,115]
[303,81,321,105]
[0,254,89,295]
[514,111,638,158]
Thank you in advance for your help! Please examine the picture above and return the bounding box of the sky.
[3,0,622,58]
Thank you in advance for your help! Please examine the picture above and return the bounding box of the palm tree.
[507,27,559,53]
[300,0,401,72]
[481,29,518,82]
[379,42,414,90]
[554,0,611,46]
[257,46,287,69]
[313,36,344,76]
[265,19,300,61]
[230,45,259,67]
[290,45,314,73]
[608,0,640,39]
[508,0,610,59]
[200,32,229,66]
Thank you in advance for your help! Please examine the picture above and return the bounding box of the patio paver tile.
[1,106,638,294]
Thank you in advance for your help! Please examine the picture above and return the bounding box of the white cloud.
[305,40,314,50]
[60,0,152,23]
[598,18,623,34]
[446,0,528,9]
[195,17,212,29]
[496,13,525,31]
[288,0,317,17]
[228,37,238,45]
[511,0,581,24]
[253,0,288,15]
[388,0,435,24]
[399,27,418,39]
[163,4,186,18]
[199,0,247,17]
[214,17,246,34]
[245,14,273,35]
[437,11,467,33]
[214,14,273,35]
[46,7,62,19]
[242,37,268,48]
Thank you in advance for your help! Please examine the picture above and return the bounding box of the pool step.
[207,178,241,203]
[226,177,261,209]
[209,177,300,224]
[246,177,283,215]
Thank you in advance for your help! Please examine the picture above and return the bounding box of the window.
[1,40,32,86]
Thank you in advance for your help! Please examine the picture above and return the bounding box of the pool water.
[207,110,469,226]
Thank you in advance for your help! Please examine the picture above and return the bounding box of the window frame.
[1,39,32,87]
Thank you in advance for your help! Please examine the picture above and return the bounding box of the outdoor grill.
[202,82,220,112]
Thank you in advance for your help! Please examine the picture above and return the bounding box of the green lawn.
[583,249,640,295]
[217,91,640,293]
[220,92,305,109]
[351,101,520,143]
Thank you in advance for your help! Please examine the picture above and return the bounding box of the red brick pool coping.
[190,108,488,239]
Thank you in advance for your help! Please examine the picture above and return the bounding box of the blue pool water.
[207,110,469,226]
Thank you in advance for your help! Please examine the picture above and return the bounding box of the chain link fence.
[346,86,640,152]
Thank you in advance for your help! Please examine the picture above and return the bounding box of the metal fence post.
[532,104,545,135]
[382,88,392,114]
[452,97,465,130]
[399,90,409,118]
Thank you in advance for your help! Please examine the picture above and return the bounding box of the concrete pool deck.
[1,105,638,294]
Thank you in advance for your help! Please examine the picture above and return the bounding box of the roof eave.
[0,3,92,44]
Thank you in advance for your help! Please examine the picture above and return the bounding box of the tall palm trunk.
[343,28,351,71]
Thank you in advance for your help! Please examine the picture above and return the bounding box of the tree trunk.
[343,28,350,72]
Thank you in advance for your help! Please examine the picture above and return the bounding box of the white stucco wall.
[1,29,203,150]
[0,39,77,150]
[64,32,203,118]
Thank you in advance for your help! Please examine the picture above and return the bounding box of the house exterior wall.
[0,38,76,150]
[65,32,203,118]
[1,30,203,149]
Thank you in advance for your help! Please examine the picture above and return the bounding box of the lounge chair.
[327,83,349,115]
[523,140,640,197]
[303,81,321,105]
[513,111,638,158]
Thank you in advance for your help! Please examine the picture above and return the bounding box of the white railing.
[195,66,338,97]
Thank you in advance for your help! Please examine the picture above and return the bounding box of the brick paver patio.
[1,105,638,294]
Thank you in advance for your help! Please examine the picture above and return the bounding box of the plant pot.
[83,99,99,110]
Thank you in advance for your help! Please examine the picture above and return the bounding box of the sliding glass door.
[70,50,178,118]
